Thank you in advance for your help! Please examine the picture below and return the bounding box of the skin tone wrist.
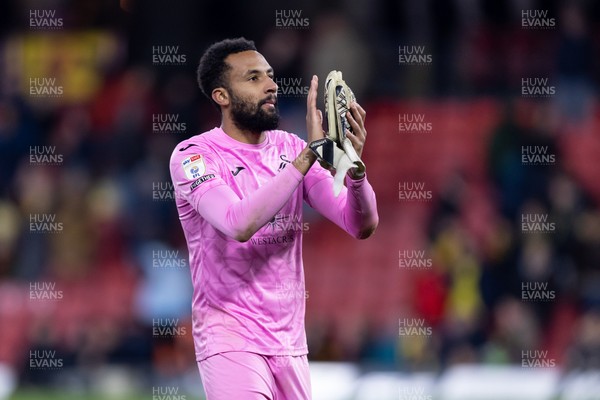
[292,147,317,175]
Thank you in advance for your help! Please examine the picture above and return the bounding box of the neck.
[221,117,265,145]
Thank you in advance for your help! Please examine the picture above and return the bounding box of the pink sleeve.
[195,165,304,241]
[170,142,305,242]
[304,167,378,239]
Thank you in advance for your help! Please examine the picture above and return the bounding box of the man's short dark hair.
[197,37,257,107]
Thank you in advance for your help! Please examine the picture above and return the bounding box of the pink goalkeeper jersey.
[170,127,377,361]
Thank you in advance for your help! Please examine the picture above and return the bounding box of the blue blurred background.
[0,0,599,399]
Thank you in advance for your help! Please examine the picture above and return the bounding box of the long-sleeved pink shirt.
[170,127,378,361]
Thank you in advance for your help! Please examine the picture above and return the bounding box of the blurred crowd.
[0,0,599,393]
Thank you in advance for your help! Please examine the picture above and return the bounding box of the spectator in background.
[555,2,594,123]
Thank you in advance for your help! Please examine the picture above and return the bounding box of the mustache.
[258,95,278,108]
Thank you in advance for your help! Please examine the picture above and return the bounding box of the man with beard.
[169,37,378,399]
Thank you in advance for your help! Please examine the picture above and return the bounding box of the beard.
[229,90,279,134]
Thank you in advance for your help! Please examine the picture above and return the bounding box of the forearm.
[306,171,378,239]
[197,165,303,241]
[343,174,378,239]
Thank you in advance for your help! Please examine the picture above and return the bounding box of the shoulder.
[169,129,226,186]
[170,128,220,166]
[170,130,229,188]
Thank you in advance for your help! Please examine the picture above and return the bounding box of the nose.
[266,76,277,94]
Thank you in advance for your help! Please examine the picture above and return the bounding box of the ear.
[212,88,229,107]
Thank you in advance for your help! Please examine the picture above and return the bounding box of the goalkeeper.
[169,37,378,400]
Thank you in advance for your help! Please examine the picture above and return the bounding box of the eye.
[248,76,258,81]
